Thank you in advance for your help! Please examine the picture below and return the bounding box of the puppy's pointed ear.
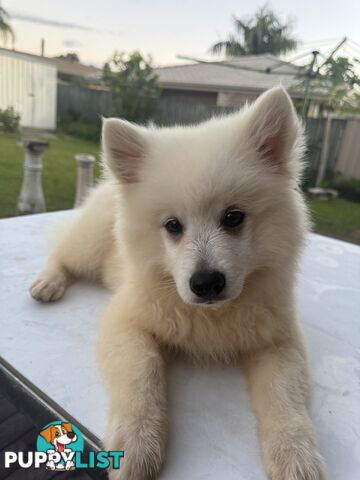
[39,426,53,444]
[62,422,72,432]
[245,87,301,168]
[102,118,146,183]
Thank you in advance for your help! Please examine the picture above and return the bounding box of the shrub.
[103,51,160,123]
[323,175,360,202]
[57,114,101,143]
[0,107,20,133]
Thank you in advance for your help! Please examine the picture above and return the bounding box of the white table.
[0,211,359,479]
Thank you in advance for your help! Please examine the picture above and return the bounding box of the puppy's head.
[103,87,307,306]
[40,423,77,449]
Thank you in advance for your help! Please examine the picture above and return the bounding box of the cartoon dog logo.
[39,422,77,471]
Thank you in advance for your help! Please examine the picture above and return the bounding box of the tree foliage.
[57,52,80,63]
[103,51,159,123]
[0,106,20,133]
[323,57,360,112]
[304,56,360,113]
[210,6,297,57]
[0,6,15,45]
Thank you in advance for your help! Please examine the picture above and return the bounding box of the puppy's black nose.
[190,270,226,299]
[67,432,75,439]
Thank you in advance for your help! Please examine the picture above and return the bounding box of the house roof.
[0,48,103,83]
[154,55,306,96]
[0,47,55,68]
[46,57,103,82]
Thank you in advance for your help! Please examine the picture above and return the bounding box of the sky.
[2,0,360,67]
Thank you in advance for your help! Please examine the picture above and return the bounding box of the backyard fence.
[336,118,360,179]
[152,99,237,126]
[151,102,360,181]
[305,116,360,181]
[57,85,237,124]
[57,84,360,180]
[305,117,346,176]
[57,84,113,122]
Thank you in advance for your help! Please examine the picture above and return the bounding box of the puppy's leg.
[97,299,167,480]
[243,341,326,480]
[30,183,116,302]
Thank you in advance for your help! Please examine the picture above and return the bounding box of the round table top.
[1,210,359,480]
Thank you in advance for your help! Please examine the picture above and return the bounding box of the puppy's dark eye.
[222,209,245,229]
[165,218,183,235]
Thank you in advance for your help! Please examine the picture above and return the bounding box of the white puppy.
[30,87,325,480]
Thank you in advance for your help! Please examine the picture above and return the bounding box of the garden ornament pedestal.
[74,154,95,208]
[17,140,49,215]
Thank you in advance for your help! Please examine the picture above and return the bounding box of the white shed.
[0,48,57,130]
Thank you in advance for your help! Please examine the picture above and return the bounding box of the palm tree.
[211,6,297,57]
[0,6,15,46]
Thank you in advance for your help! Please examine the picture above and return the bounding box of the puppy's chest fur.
[139,290,284,360]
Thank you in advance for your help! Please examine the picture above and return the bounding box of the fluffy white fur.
[30,87,326,480]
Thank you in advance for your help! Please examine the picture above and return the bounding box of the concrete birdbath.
[17,139,49,215]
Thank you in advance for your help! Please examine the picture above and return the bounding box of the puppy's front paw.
[29,270,67,302]
[105,414,166,480]
[265,434,326,480]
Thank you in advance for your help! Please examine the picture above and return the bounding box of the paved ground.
[0,359,107,480]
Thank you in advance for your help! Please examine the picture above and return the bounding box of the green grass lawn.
[0,133,101,218]
[1,133,360,245]
[308,198,360,245]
